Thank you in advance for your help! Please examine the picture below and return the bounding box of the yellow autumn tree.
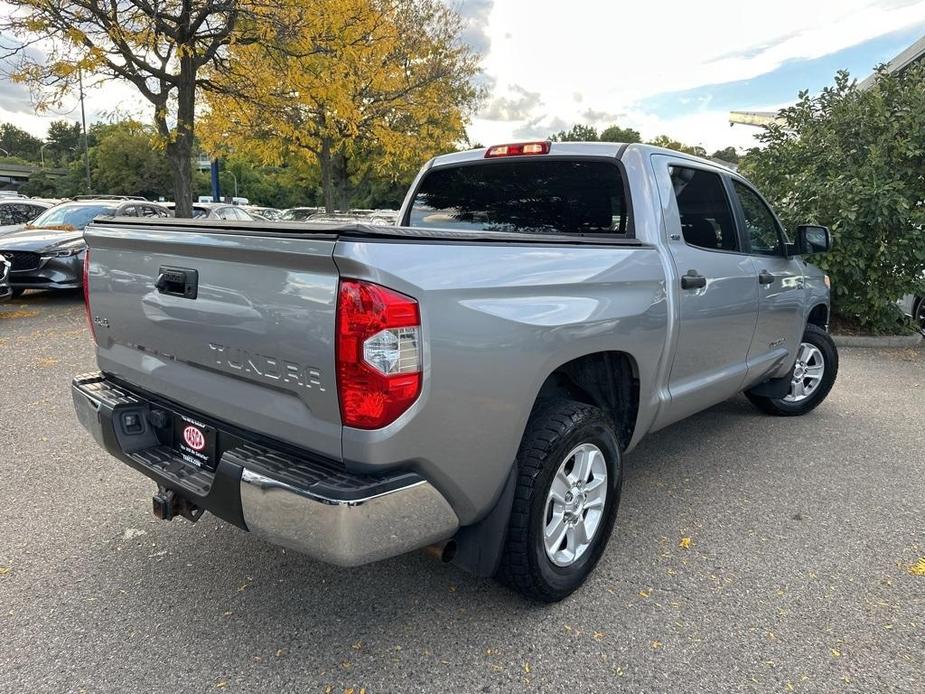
[0,1,311,215]
[200,0,482,212]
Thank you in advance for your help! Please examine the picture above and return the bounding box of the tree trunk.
[333,151,349,211]
[168,54,197,218]
[319,138,352,212]
[320,137,335,213]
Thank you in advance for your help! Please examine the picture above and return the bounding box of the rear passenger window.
[408,160,628,235]
[669,166,738,252]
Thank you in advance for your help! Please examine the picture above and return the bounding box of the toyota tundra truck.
[73,142,837,602]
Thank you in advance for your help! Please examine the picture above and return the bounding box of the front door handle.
[680,271,707,290]
[758,270,775,285]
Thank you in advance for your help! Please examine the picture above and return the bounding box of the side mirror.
[795,224,831,255]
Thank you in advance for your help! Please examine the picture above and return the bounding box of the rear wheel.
[497,399,622,602]
[747,323,838,416]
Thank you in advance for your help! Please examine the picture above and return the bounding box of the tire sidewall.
[770,325,838,414]
[527,414,622,598]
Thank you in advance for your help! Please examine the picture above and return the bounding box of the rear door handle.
[680,271,707,290]
[758,270,775,285]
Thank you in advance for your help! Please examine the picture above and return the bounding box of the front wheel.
[497,399,623,602]
[747,323,838,416]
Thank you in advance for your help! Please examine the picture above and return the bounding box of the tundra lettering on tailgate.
[208,343,326,391]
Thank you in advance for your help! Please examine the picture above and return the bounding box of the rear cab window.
[406,159,628,236]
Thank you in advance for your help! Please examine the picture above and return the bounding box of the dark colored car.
[0,255,11,302]
[0,199,170,295]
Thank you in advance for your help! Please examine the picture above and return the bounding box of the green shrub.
[741,67,925,334]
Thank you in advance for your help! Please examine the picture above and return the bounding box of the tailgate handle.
[155,266,198,299]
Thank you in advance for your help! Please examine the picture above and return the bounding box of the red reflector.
[485,141,550,158]
[82,248,96,342]
[336,279,422,429]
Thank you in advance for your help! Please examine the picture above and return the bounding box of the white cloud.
[468,0,925,150]
[4,0,924,154]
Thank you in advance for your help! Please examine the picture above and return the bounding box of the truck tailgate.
[84,221,342,460]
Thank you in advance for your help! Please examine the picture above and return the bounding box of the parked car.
[74,142,837,602]
[0,199,170,295]
[245,206,282,220]
[306,211,372,224]
[0,199,55,235]
[365,209,399,225]
[0,255,11,302]
[898,287,925,329]
[278,206,322,221]
[165,202,262,221]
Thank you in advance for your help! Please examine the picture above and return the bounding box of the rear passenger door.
[654,157,759,426]
[730,179,805,383]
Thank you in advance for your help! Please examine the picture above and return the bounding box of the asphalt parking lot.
[1,291,922,693]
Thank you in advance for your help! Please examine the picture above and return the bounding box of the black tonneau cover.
[90,216,647,246]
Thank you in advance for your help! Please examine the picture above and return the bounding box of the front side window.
[408,159,627,235]
[733,180,782,256]
[669,166,738,252]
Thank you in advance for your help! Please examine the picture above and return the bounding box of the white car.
[898,289,925,329]
[0,199,55,236]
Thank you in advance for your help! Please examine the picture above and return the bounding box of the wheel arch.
[532,351,640,452]
[806,303,829,330]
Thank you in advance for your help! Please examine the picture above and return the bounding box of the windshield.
[31,204,117,230]
[279,209,315,221]
[407,159,628,235]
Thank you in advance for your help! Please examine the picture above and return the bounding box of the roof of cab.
[428,141,729,172]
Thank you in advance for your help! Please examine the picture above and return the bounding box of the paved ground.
[1,291,923,694]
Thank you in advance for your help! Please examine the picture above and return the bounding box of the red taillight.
[82,249,96,342]
[485,141,550,158]
[336,279,422,429]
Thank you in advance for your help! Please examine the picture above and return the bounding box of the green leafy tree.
[88,120,173,199]
[648,134,706,157]
[710,146,739,164]
[741,67,925,333]
[19,170,59,196]
[599,124,641,143]
[0,122,42,160]
[550,124,599,142]
[45,120,81,166]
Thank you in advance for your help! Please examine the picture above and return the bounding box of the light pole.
[227,170,238,199]
[40,143,48,169]
[78,69,91,192]
[0,147,9,157]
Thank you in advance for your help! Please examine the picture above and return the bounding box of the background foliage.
[741,66,925,334]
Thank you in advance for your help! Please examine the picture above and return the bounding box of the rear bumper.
[72,373,458,566]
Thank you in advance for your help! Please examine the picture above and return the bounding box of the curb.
[832,333,923,348]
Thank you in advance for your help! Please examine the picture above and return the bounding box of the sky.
[1,0,925,153]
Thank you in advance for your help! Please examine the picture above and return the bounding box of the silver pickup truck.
[73,142,837,602]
